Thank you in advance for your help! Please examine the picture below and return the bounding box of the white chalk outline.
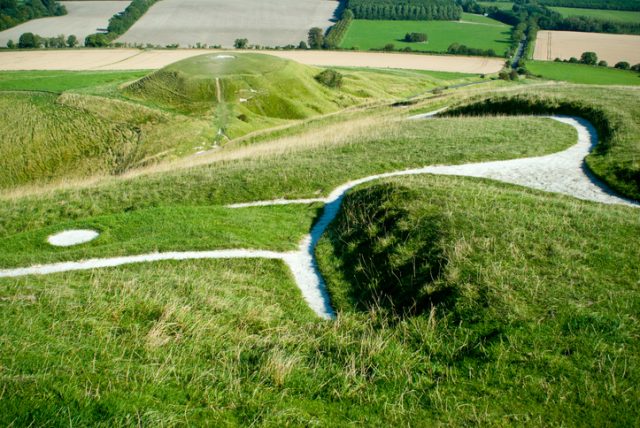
[1,115,637,320]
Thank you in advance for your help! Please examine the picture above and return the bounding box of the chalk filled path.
[0,116,636,320]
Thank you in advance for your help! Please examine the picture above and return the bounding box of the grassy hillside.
[339,17,511,54]
[444,85,640,201]
[478,1,513,10]
[0,116,575,236]
[2,174,638,425]
[316,176,639,425]
[1,68,639,425]
[0,54,474,191]
[526,60,640,85]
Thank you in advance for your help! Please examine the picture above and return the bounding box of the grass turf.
[339,16,512,55]
[0,204,319,268]
[1,174,638,425]
[526,60,640,85]
[0,116,576,237]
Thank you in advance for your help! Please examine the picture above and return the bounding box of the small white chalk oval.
[215,55,235,59]
[47,230,99,247]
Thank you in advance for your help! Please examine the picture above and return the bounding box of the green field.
[339,14,512,55]
[478,1,514,11]
[549,6,640,22]
[1,55,640,425]
[527,60,640,85]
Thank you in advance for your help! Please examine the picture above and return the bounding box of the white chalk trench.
[2,115,638,320]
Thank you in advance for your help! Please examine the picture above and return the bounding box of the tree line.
[84,0,160,47]
[538,0,640,11]
[0,0,65,31]
[466,0,640,35]
[346,0,462,20]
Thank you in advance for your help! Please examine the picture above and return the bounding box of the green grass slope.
[315,176,639,425]
[444,85,640,201]
[526,60,640,85]
[0,55,475,192]
[1,174,638,425]
[339,17,511,54]
[0,116,575,237]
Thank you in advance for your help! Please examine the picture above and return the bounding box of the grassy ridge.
[526,61,640,85]
[340,17,511,54]
[0,91,214,189]
[0,55,473,190]
[0,117,576,237]
[316,175,639,425]
[2,175,638,425]
[444,85,640,201]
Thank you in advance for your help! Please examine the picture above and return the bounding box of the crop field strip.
[533,30,640,64]
[0,49,506,73]
[116,0,337,48]
[526,60,640,85]
[0,1,130,47]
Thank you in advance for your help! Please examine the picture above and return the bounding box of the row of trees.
[0,0,65,31]
[538,0,640,11]
[447,43,499,56]
[323,9,354,48]
[481,0,640,35]
[84,0,160,47]
[7,32,77,48]
[347,0,462,20]
[556,51,640,71]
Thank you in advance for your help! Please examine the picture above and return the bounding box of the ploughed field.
[534,30,640,64]
[0,1,129,47]
[116,0,337,48]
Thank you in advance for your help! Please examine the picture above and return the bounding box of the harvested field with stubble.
[0,49,505,73]
[0,1,129,47]
[117,0,337,48]
[534,30,640,64]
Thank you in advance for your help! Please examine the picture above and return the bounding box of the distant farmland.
[527,60,640,85]
[548,6,640,23]
[117,0,337,48]
[534,30,640,64]
[0,1,129,47]
[339,14,512,55]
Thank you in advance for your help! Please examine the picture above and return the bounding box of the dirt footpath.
[0,49,504,74]
[534,30,640,65]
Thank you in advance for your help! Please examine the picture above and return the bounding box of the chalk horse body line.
[1,114,637,319]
